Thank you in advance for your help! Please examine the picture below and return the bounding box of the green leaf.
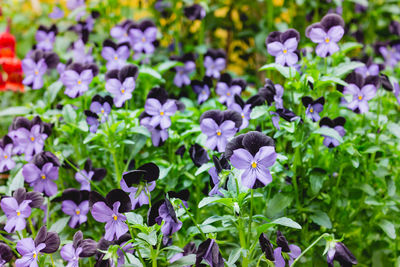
[379,220,396,239]
[310,174,324,195]
[271,217,302,229]
[340,42,363,54]
[227,248,242,265]
[125,212,143,225]
[125,254,144,267]
[195,162,213,176]
[62,104,77,124]
[314,127,343,144]
[0,106,30,117]
[46,81,63,104]
[139,67,163,81]
[387,123,400,139]
[266,194,293,217]
[7,168,25,195]
[49,217,70,233]
[259,63,297,78]
[198,196,234,208]
[156,60,183,73]
[169,255,196,267]
[137,231,157,246]
[130,126,151,137]
[331,61,364,77]
[310,211,332,229]
[250,106,268,119]
[319,76,348,86]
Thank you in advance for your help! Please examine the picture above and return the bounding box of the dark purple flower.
[301,96,325,122]
[0,135,15,172]
[266,29,300,66]
[152,198,182,245]
[105,65,139,107]
[1,195,31,233]
[228,131,277,189]
[200,110,242,152]
[389,21,400,36]
[0,243,13,266]
[208,155,230,196]
[196,239,224,267]
[319,117,346,148]
[90,190,131,241]
[246,79,281,108]
[173,53,196,87]
[61,63,95,98]
[120,163,159,209]
[61,231,97,266]
[75,159,106,191]
[184,4,206,20]
[49,6,64,19]
[215,73,246,106]
[102,39,130,70]
[189,143,210,167]
[274,231,301,267]
[110,20,135,44]
[170,242,197,265]
[35,25,57,51]
[259,233,275,261]
[306,14,345,57]
[327,242,358,267]
[128,20,158,55]
[191,76,212,104]
[204,49,226,79]
[229,95,252,130]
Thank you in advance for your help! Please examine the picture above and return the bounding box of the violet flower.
[229,94,252,130]
[266,29,300,66]
[89,95,113,124]
[355,58,381,78]
[319,117,346,148]
[270,108,301,130]
[184,4,206,20]
[105,65,139,107]
[259,233,275,262]
[90,190,132,241]
[191,76,212,104]
[1,195,31,233]
[274,231,301,267]
[71,39,93,64]
[170,242,197,265]
[75,159,107,191]
[215,73,246,106]
[84,111,99,133]
[49,6,64,19]
[120,162,159,209]
[306,14,345,57]
[128,20,158,56]
[59,189,90,228]
[35,25,57,51]
[196,239,224,267]
[227,131,277,189]
[67,0,85,10]
[327,242,358,267]
[208,155,230,196]
[0,243,13,266]
[394,82,400,105]
[274,84,284,109]
[189,143,210,167]
[22,151,60,196]
[301,96,325,122]
[379,46,400,68]
[16,226,60,267]
[199,110,242,152]
[204,49,226,79]
[102,39,130,70]
[110,20,135,44]
[61,62,98,98]
[0,135,15,172]
[61,231,97,266]
[22,58,47,90]
[172,53,196,87]
[246,79,282,108]
[144,98,177,129]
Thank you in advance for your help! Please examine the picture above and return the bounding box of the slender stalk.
[247,190,254,245]
[181,201,206,239]
[291,233,330,266]
[0,234,19,256]
[28,217,36,236]
[50,254,55,267]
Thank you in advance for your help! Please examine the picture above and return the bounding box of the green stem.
[0,234,18,256]
[50,254,55,267]
[111,150,122,184]
[182,201,206,239]
[28,217,35,236]
[291,233,330,266]
[247,190,254,245]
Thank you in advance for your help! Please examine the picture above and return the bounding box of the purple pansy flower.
[111,20,135,43]
[35,25,57,51]
[105,65,139,107]
[327,242,358,267]
[184,4,206,20]
[191,76,212,104]
[172,53,196,87]
[301,96,325,122]
[319,117,346,148]
[259,233,275,262]
[90,95,113,124]
[0,135,15,172]
[67,0,85,10]
[22,151,60,196]
[84,111,99,133]
[306,14,345,57]
[90,190,131,241]
[144,98,177,129]
[246,79,282,108]
[60,189,90,228]
[102,39,130,70]
[61,243,82,267]
[226,131,276,189]
[208,155,230,196]
[60,231,97,267]
[128,20,158,56]
[0,243,13,266]
[229,95,252,130]
[274,231,301,267]
[266,29,300,66]
[22,58,47,90]
[204,49,226,79]
[189,143,210,167]
[16,226,60,267]
[170,242,197,265]
[199,110,242,152]
[75,159,106,191]
[355,58,381,78]
[72,39,93,64]
[196,239,224,267]
[120,163,159,209]
[378,44,400,68]
[274,84,284,109]
[270,108,301,130]
[49,6,64,19]
[215,73,246,106]
[61,62,98,98]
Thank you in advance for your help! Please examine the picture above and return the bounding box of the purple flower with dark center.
[274,231,301,267]
[327,242,358,267]
[22,151,60,196]
[89,95,113,124]
[59,189,90,228]
[12,125,47,161]
[228,131,277,189]
[0,243,13,266]
[319,117,346,148]
[144,98,177,129]
[90,190,131,241]
[102,39,130,70]
[274,84,284,109]
[342,72,378,113]
[246,79,282,108]
[270,108,301,130]
[229,94,252,130]
[16,226,60,267]
[266,29,300,66]
[208,155,230,196]
[215,73,246,106]
[170,242,197,265]
[95,234,133,266]
[173,53,196,87]
[0,135,15,172]
[61,62,96,98]
[75,159,106,191]
[72,39,93,64]
[120,163,159,209]
[1,195,31,233]
[200,110,242,152]
[49,6,64,19]
[301,96,325,122]
[191,76,212,104]
[184,4,206,20]
[22,58,47,90]
[128,20,158,55]
[355,58,381,78]
[84,111,99,133]
[60,230,97,267]
[111,20,135,44]
[105,65,139,107]
[35,25,57,51]
[196,238,224,267]
[306,14,345,57]
[204,49,226,79]
[189,143,210,167]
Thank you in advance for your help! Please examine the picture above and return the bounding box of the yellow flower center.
[283,49,287,54]
[325,37,330,43]
[202,90,206,95]
[76,210,80,215]
[358,95,363,100]
[160,111,164,116]
[241,114,245,119]
[33,253,37,259]
[41,175,46,180]
[310,108,314,113]
[4,155,8,159]
[35,70,39,75]
[113,215,118,221]
[101,109,105,114]
[141,37,146,43]
[77,80,82,85]
[124,33,128,37]
[114,56,118,60]
[17,211,21,216]
[30,137,35,142]
[216,130,221,136]
[251,162,257,168]
[121,89,125,93]
[226,92,231,96]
